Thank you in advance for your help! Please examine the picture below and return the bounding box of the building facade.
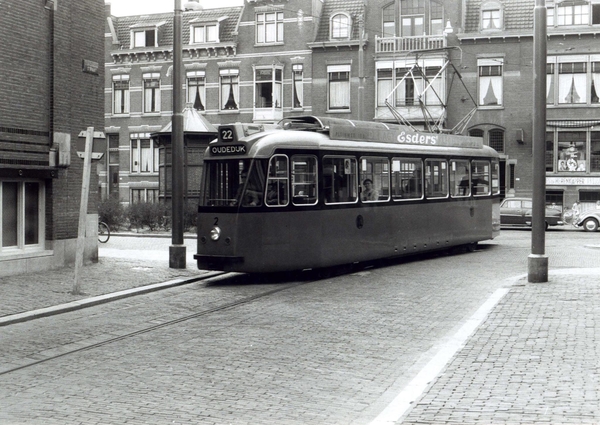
[0,0,105,277]
[104,0,600,209]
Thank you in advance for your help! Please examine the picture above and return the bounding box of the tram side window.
[425,159,448,198]
[266,155,289,207]
[472,160,490,196]
[392,158,423,200]
[491,160,500,194]
[450,160,470,197]
[291,155,318,205]
[360,157,389,202]
[323,156,358,204]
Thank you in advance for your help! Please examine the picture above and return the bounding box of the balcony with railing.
[375,34,446,54]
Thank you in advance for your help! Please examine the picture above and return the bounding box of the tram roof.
[205,116,498,160]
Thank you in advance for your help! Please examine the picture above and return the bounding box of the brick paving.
[1,231,600,425]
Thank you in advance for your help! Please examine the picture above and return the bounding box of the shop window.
[546,190,564,211]
[1,180,44,253]
[591,131,600,172]
[557,131,586,172]
[546,131,555,172]
[579,190,600,202]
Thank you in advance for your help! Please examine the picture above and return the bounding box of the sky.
[106,0,243,16]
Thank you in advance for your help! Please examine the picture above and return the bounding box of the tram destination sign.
[329,123,483,149]
[210,144,247,156]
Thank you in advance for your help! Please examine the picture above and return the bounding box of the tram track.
[0,271,316,377]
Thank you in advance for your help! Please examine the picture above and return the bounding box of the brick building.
[104,0,600,210]
[0,0,105,277]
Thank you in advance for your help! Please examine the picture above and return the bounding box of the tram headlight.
[210,226,221,241]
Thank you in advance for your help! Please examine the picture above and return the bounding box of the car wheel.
[583,218,599,232]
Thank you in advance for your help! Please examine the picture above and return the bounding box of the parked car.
[570,201,600,232]
[500,197,564,230]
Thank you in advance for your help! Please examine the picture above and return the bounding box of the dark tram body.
[195,116,501,273]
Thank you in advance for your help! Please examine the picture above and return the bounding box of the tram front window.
[201,159,266,207]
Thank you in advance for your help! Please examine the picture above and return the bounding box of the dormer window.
[331,13,351,39]
[481,1,503,31]
[190,17,226,44]
[133,29,156,47]
[130,22,165,48]
[192,24,218,43]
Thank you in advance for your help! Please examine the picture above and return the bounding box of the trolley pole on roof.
[170,0,186,269]
[528,0,548,282]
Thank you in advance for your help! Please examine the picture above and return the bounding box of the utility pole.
[170,0,186,268]
[528,0,548,282]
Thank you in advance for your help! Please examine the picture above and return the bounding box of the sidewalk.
[0,256,208,326]
[399,268,600,425]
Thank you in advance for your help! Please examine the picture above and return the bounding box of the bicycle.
[98,221,110,243]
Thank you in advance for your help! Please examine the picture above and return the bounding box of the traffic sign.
[76,130,106,159]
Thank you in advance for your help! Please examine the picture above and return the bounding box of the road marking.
[368,285,512,425]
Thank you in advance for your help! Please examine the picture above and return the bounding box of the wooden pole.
[73,127,94,294]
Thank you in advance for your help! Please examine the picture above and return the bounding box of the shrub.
[98,197,125,230]
[126,201,170,231]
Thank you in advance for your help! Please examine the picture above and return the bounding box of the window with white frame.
[132,28,156,48]
[131,188,159,204]
[142,72,161,113]
[187,71,206,111]
[559,60,587,104]
[430,1,444,35]
[112,74,130,115]
[1,180,44,253]
[130,134,159,174]
[547,55,600,105]
[331,13,351,39]
[377,66,393,107]
[191,24,218,43]
[256,11,284,44]
[220,69,239,110]
[557,1,590,25]
[478,58,503,107]
[382,3,395,37]
[400,0,424,36]
[328,64,351,110]
[255,67,282,109]
[480,1,503,30]
[292,64,304,109]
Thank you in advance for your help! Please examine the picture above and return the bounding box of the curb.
[0,272,222,327]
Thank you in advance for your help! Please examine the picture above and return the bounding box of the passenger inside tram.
[361,179,379,201]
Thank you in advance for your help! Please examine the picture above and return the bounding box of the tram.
[195,116,501,273]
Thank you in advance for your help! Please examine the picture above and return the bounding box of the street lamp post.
[528,0,548,282]
[169,0,186,268]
